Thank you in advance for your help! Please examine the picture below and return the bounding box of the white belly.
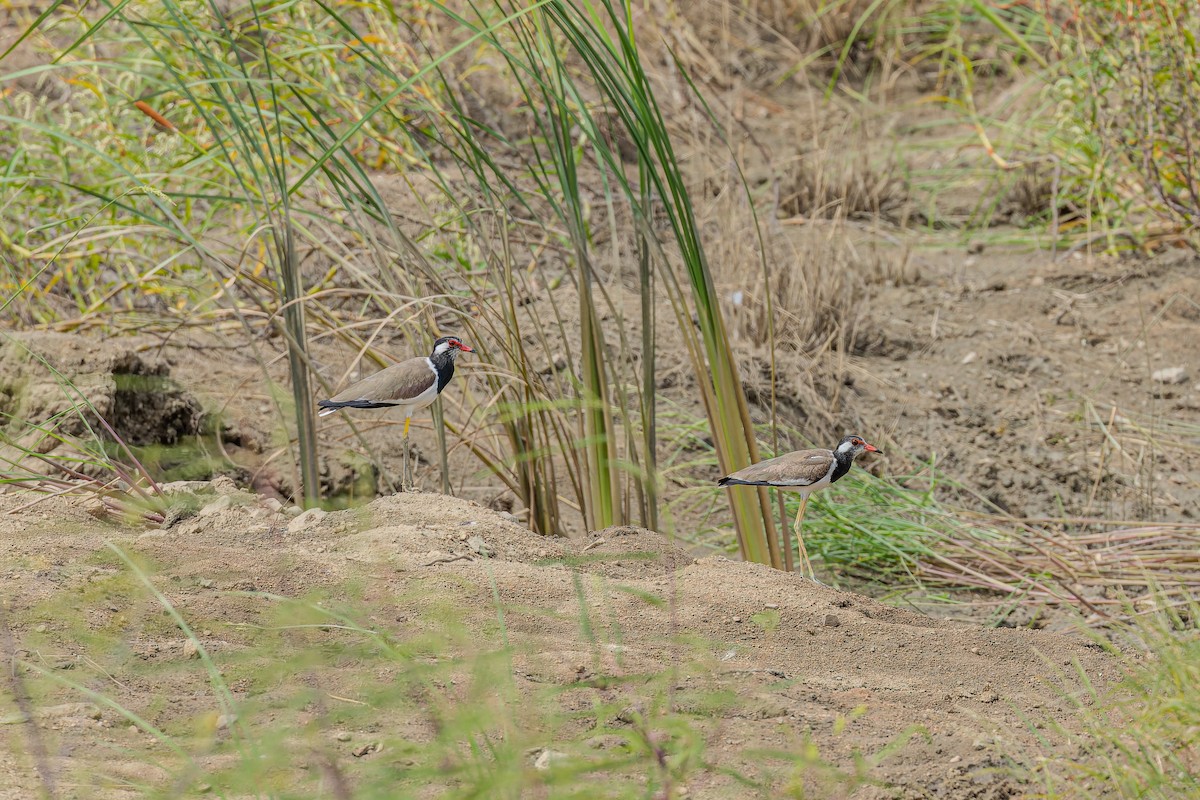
[401,379,441,416]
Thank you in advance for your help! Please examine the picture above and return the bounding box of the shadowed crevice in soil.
[0,332,202,449]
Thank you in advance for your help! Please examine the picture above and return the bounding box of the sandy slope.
[0,485,1114,798]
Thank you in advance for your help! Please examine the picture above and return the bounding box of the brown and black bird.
[318,336,474,490]
[718,435,880,578]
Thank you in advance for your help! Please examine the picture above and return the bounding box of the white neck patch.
[434,341,453,356]
[836,440,855,455]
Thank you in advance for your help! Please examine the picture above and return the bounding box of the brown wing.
[328,356,436,403]
[719,448,835,487]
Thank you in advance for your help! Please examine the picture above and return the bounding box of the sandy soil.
[862,246,1200,522]
[4,208,1192,799]
[0,486,1117,798]
[4,4,1199,797]
[10,239,1196,530]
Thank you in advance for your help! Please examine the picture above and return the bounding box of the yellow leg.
[793,495,815,580]
[402,415,412,491]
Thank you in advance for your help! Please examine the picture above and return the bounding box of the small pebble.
[824,614,841,628]
[210,476,238,494]
[287,508,327,533]
[336,731,351,742]
[533,749,568,770]
[1152,366,1188,385]
[197,495,234,517]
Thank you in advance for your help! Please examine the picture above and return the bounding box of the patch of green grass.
[1032,601,1200,798]
[801,465,988,586]
[905,0,1200,250]
[120,440,228,483]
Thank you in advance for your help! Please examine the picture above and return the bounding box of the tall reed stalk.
[4,0,784,561]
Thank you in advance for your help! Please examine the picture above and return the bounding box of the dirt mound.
[0,486,1114,798]
[570,525,697,579]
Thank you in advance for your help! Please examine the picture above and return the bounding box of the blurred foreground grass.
[3,544,900,799]
[1,534,1196,798]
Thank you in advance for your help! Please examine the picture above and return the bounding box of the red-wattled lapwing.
[318,336,474,490]
[718,435,880,578]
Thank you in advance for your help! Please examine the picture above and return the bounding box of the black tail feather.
[717,477,772,487]
[317,399,400,411]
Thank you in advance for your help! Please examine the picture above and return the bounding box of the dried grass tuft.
[750,0,914,75]
[722,218,912,354]
[779,144,910,221]
[662,0,926,87]
[922,518,1200,628]
[710,211,911,447]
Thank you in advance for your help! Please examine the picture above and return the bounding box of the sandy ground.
[863,246,1200,522]
[4,4,1199,797]
[1,230,1194,800]
[0,486,1117,798]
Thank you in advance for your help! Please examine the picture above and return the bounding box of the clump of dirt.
[0,332,202,449]
[0,485,1118,798]
[109,353,202,446]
